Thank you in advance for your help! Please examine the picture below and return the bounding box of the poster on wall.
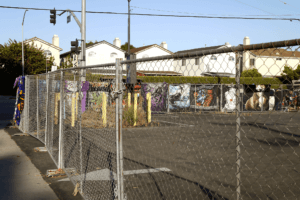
[221,85,237,112]
[243,85,270,111]
[168,84,191,112]
[141,82,168,112]
[190,85,218,111]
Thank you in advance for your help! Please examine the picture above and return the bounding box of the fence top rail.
[118,38,300,64]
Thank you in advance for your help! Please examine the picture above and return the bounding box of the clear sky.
[1,0,300,54]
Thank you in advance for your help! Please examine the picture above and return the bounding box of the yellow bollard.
[75,92,78,120]
[54,93,60,124]
[102,93,107,127]
[134,93,137,126]
[128,92,131,107]
[71,93,75,127]
[147,93,151,123]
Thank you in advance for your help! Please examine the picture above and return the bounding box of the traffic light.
[50,8,56,25]
[71,39,79,54]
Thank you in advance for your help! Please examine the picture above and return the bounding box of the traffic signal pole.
[81,0,86,81]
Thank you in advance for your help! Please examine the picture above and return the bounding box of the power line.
[131,5,294,17]
[232,0,275,16]
[0,5,300,21]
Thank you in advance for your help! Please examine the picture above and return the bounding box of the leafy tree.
[241,69,262,77]
[121,42,135,51]
[0,39,55,95]
[0,39,54,75]
[281,65,300,82]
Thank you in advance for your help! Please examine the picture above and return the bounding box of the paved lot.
[61,111,300,200]
[120,112,300,200]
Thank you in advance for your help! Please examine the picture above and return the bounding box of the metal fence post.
[118,60,124,200]
[58,71,64,169]
[25,76,29,133]
[236,52,242,200]
[115,59,121,200]
[45,73,50,147]
[37,76,39,139]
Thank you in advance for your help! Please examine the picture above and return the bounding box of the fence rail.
[14,38,300,200]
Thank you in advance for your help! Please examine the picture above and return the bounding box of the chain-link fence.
[15,38,300,200]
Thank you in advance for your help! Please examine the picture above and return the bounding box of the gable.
[134,44,173,56]
[24,37,62,51]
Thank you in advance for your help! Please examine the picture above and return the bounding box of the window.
[195,58,199,65]
[88,51,96,57]
[276,58,282,61]
[44,50,52,57]
[250,58,255,66]
[229,56,234,61]
[110,52,117,58]
[211,56,217,61]
[142,54,149,58]
[182,59,186,66]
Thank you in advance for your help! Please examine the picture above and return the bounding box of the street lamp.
[22,9,28,77]
[44,50,52,73]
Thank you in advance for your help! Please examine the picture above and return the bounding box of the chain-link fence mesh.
[14,38,300,200]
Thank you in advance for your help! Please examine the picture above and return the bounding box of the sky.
[1,0,300,54]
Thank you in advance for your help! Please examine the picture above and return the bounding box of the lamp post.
[22,9,28,77]
[44,50,51,73]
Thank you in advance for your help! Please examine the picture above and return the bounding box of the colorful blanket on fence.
[14,76,25,126]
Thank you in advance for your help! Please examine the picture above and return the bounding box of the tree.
[0,39,54,95]
[121,42,135,51]
[241,69,262,77]
[281,65,300,83]
[0,39,54,75]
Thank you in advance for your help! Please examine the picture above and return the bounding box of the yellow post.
[54,93,60,124]
[147,93,151,123]
[128,92,131,107]
[134,93,137,126]
[75,92,78,120]
[102,93,107,127]
[71,93,75,127]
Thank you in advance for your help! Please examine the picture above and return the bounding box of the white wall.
[254,56,300,77]
[173,52,236,76]
[27,40,60,66]
[86,43,125,66]
[136,47,173,72]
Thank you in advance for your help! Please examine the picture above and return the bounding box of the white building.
[242,36,300,77]
[173,43,236,77]
[60,38,126,68]
[130,42,176,76]
[25,35,63,67]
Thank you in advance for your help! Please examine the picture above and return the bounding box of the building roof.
[250,48,300,58]
[60,40,126,58]
[130,44,173,55]
[175,45,224,55]
[24,37,63,51]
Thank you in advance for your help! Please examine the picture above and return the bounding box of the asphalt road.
[59,111,300,200]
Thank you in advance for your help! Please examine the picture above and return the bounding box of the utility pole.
[128,0,131,58]
[22,9,28,77]
[81,0,86,81]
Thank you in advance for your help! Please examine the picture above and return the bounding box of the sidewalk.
[0,95,58,200]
